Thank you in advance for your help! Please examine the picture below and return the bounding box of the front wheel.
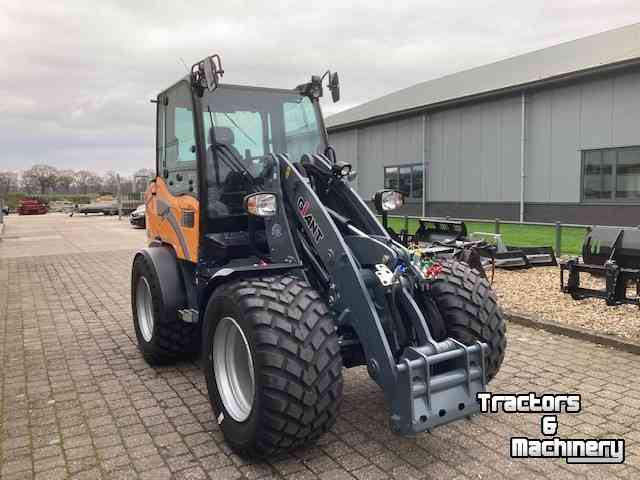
[203,275,343,457]
[429,260,507,380]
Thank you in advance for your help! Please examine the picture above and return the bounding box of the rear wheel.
[203,274,343,457]
[429,260,506,380]
[131,254,199,364]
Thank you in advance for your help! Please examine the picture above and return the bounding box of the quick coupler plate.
[391,339,487,434]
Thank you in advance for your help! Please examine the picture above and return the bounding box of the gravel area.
[492,265,640,343]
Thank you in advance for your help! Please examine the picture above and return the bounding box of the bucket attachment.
[561,227,640,307]
[397,219,556,271]
[397,217,467,245]
[469,232,557,268]
[392,339,487,434]
[413,218,468,243]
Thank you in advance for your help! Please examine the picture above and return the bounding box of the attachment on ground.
[560,226,640,307]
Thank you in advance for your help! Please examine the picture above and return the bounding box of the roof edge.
[327,56,640,133]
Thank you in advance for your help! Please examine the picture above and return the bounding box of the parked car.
[49,200,75,213]
[17,198,48,215]
[129,204,145,228]
[75,201,118,216]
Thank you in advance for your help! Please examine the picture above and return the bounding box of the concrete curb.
[506,310,640,355]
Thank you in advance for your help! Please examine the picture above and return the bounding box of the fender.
[134,244,188,325]
[198,263,304,316]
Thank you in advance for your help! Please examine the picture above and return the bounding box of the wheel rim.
[136,276,154,342]
[213,316,255,422]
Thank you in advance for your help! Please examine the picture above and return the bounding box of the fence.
[385,215,611,257]
[120,192,144,215]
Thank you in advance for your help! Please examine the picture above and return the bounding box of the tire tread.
[429,261,507,380]
[132,255,199,364]
[212,274,343,456]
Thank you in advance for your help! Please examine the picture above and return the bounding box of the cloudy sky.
[2,1,640,175]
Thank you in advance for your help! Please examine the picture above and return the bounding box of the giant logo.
[297,196,324,243]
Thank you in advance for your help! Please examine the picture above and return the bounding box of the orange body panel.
[145,177,199,263]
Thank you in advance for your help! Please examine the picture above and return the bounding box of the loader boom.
[276,153,488,433]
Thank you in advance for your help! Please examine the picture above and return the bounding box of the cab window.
[160,82,198,196]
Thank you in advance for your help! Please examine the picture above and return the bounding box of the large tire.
[131,254,199,364]
[203,274,343,457]
[429,260,506,380]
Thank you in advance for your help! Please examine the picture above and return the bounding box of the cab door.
[147,81,200,262]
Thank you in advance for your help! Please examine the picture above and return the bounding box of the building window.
[582,147,640,202]
[384,164,423,200]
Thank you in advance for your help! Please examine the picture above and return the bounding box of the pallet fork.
[561,226,640,307]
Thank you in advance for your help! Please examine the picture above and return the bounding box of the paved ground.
[1,215,639,479]
[0,214,145,258]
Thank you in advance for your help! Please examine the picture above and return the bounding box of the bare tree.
[102,170,119,194]
[22,165,59,194]
[0,171,19,198]
[56,170,76,193]
[73,170,101,194]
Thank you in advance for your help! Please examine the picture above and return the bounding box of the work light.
[331,161,352,178]
[374,190,405,212]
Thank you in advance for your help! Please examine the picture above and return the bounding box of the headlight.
[244,193,277,217]
[374,189,405,213]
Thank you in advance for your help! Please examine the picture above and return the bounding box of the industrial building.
[326,23,640,226]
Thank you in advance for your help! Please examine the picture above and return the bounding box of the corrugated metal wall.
[526,71,640,203]
[329,69,640,207]
[428,97,521,203]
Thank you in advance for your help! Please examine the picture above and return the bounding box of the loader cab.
[197,84,328,267]
[152,75,330,269]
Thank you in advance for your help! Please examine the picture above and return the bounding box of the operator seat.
[211,126,243,159]
[206,126,246,218]
[204,126,268,262]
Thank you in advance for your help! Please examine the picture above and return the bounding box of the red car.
[17,198,48,215]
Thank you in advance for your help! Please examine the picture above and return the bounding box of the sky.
[2,1,640,176]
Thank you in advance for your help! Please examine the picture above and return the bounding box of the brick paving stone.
[67,456,98,475]
[239,463,276,479]
[139,466,173,480]
[34,466,68,480]
[105,467,139,480]
[174,466,209,480]
[351,464,389,480]
[332,455,369,473]
[2,219,640,479]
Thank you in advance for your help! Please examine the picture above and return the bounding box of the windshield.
[202,86,323,161]
[201,86,324,218]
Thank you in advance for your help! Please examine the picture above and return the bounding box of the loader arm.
[276,153,488,434]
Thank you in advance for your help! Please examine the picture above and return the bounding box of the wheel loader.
[131,54,506,457]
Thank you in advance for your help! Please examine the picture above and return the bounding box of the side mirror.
[328,72,340,103]
[374,189,405,214]
[244,192,277,217]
